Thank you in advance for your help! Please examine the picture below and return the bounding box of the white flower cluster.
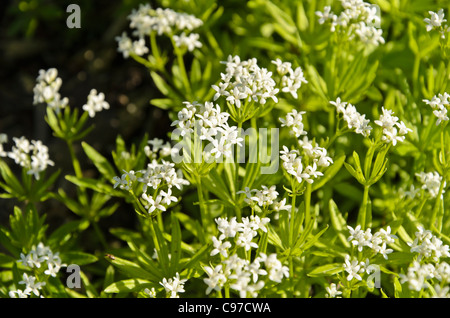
[128,4,203,37]
[204,217,289,297]
[424,9,449,39]
[0,135,54,180]
[32,68,69,112]
[172,32,202,52]
[407,226,450,262]
[400,261,450,294]
[159,272,187,298]
[212,55,303,108]
[423,93,450,125]
[347,225,397,259]
[325,283,342,298]
[271,58,308,99]
[279,109,333,171]
[171,101,243,160]
[144,138,174,159]
[116,4,203,58]
[316,0,384,46]
[415,171,446,199]
[279,109,307,138]
[237,185,290,212]
[214,216,270,252]
[374,107,412,146]
[343,254,377,282]
[113,160,189,215]
[10,243,66,298]
[82,89,110,118]
[330,97,372,137]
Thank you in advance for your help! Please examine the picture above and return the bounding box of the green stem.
[430,179,445,230]
[359,185,370,230]
[288,178,297,247]
[92,221,108,250]
[196,174,212,235]
[66,140,83,179]
[304,182,312,227]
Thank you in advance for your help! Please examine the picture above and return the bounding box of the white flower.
[9,289,28,298]
[141,193,166,214]
[343,255,362,281]
[416,171,445,198]
[82,89,110,118]
[19,273,46,297]
[424,9,447,32]
[159,273,187,298]
[316,6,335,25]
[33,68,69,111]
[115,32,133,58]
[210,236,232,258]
[203,265,227,295]
[173,32,202,52]
[272,198,292,212]
[159,188,178,206]
[325,283,342,298]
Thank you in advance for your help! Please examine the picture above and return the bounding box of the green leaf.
[312,154,345,191]
[307,263,344,277]
[82,142,116,182]
[60,251,98,266]
[169,213,182,275]
[328,199,350,248]
[48,219,89,248]
[105,255,155,281]
[104,279,153,294]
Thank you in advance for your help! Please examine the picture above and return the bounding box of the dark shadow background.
[0,0,173,242]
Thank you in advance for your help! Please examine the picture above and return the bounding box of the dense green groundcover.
[0,0,450,299]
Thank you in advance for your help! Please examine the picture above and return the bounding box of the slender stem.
[196,174,212,235]
[289,180,297,248]
[430,179,445,230]
[304,182,312,227]
[92,221,108,250]
[359,185,370,230]
[66,140,83,179]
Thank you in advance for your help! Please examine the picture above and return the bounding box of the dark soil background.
[0,0,173,249]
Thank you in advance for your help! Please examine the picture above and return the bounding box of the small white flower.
[82,89,110,118]
[159,273,187,298]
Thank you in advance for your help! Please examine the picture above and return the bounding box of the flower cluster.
[424,9,449,39]
[9,243,66,298]
[407,226,450,262]
[82,89,110,118]
[325,283,343,298]
[400,261,450,294]
[271,58,308,99]
[330,97,372,137]
[0,135,54,180]
[316,0,385,46]
[144,138,174,160]
[172,32,202,52]
[347,225,398,259]
[171,101,243,161]
[415,171,446,199]
[116,4,203,58]
[204,216,289,297]
[237,185,290,211]
[159,272,187,298]
[423,92,450,125]
[374,107,412,146]
[113,159,189,215]
[213,55,306,109]
[343,254,378,282]
[32,68,69,112]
